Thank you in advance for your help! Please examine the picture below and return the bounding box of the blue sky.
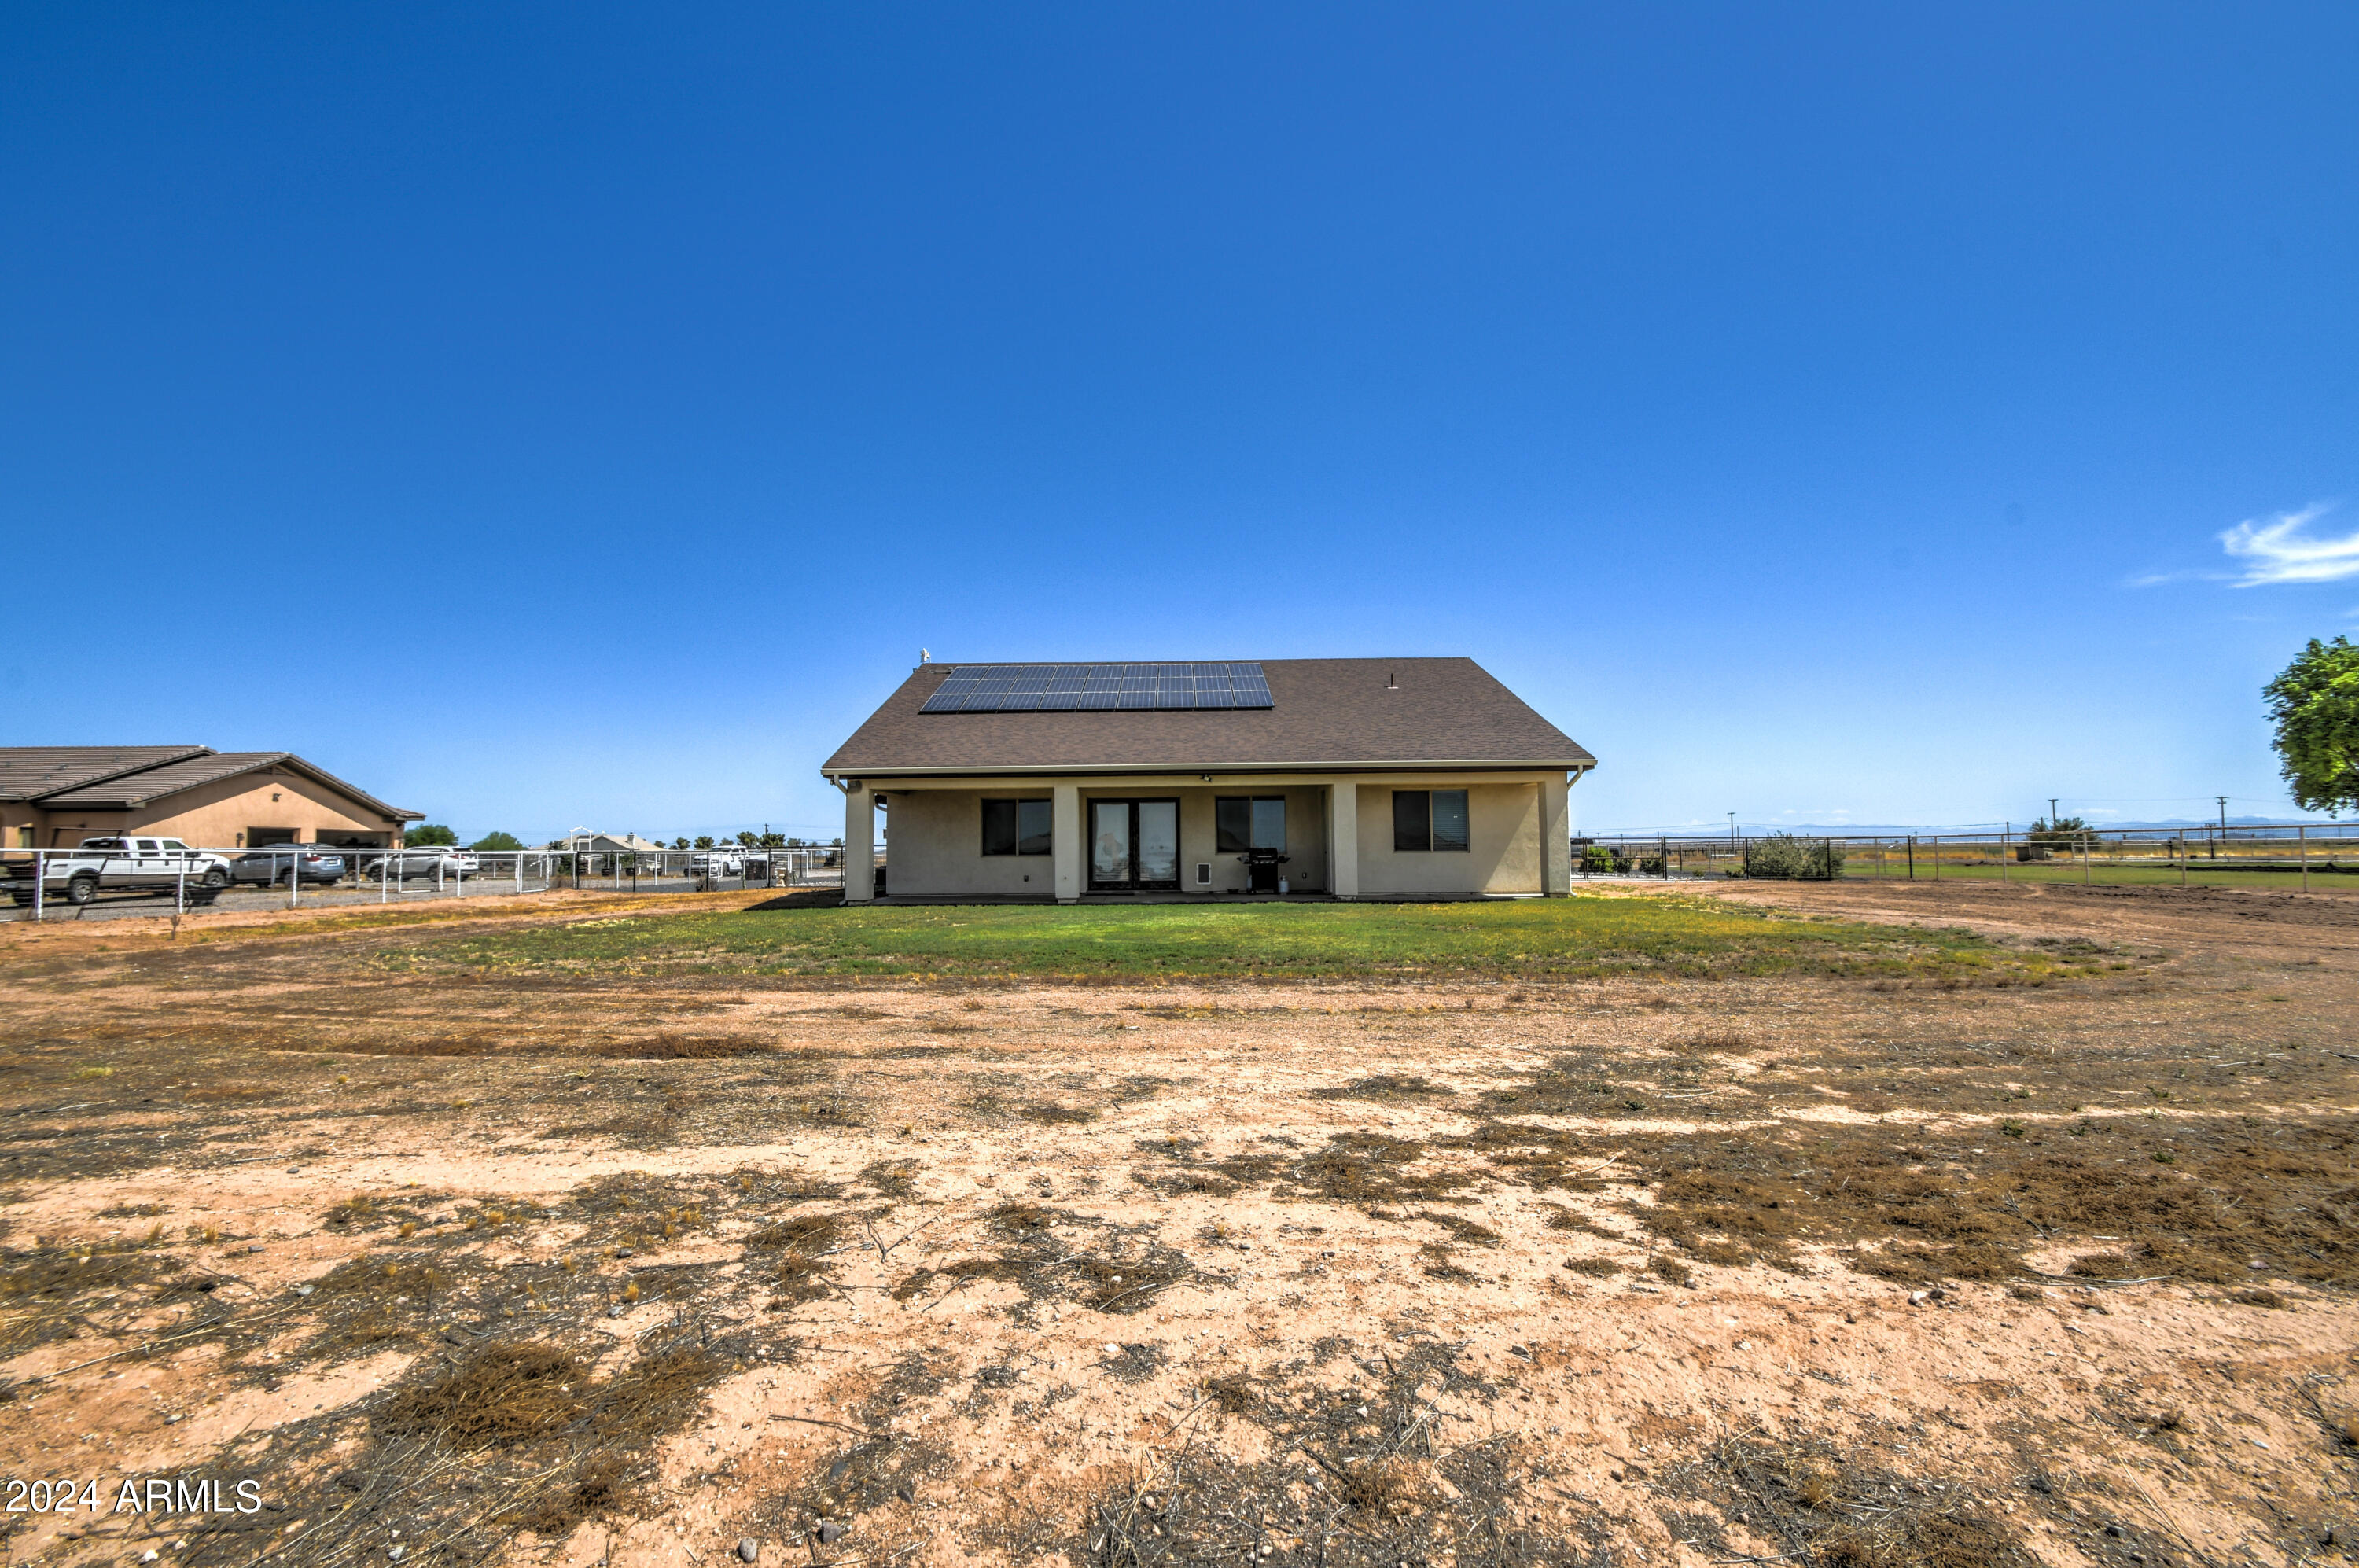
[6,6,2356,841]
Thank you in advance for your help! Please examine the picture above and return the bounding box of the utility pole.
[2048,797,2059,826]
[1728,812,1736,848]
[2217,795,2229,863]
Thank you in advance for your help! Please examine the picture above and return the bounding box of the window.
[1215,797,1286,852]
[1393,790,1470,852]
[1431,790,1470,852]
[981,798,1054,856]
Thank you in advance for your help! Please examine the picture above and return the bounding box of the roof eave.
[823,757,1596,780]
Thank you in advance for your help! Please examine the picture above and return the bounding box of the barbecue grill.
[1242,846,1290,893]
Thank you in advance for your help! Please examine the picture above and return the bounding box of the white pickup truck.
[2,837,234,907]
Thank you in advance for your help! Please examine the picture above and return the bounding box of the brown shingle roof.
[823,658,1593,777]
[26,750,421,819]
[0,746,212,803]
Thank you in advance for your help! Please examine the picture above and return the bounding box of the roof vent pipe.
[1386,670,1397,690]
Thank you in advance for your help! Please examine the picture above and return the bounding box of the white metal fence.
[0,841,853,922]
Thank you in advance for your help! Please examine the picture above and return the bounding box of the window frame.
[1392,789,1472,852]
[981,797,1054,856]
[1215,795,1287,853]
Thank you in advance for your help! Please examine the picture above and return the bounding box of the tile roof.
[17,749,421,819]
[823,657,1593,776]
[0,746,212,802]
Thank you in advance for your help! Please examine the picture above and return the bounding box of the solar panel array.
[920,661,1274,713]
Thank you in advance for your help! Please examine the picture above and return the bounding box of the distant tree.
[694,836,715,851]
[469,830,524,852]
[672,837,690,850]
[2266,635,2359,815]
[759,831,785,849]
[734,830,758,848]
[2023,815,2091,845]
[406,823,458,847]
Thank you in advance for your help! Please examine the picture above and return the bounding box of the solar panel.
[920,662,1273,713]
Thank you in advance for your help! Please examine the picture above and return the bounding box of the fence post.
[2301,824,2309,892]
[31,848,42,923]
[2001,823,2008,882]
[289,846,299,911]
[1906,834,1915,880]
[2179,832,2187,888]
[1932,834,1940,882]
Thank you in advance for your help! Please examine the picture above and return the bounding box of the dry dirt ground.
[2,882,2356,1568]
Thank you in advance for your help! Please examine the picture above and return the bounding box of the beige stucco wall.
[882,790,1056,898]
[881,784,1335,898]
[1352,782,1542,896]
[1113,786,1327,893]
[15,767,407,849]
[875,778,1570,898]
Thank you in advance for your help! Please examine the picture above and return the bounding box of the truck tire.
[200,868,229,891]
[65,874,99,906]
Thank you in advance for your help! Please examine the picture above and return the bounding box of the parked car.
[2,837,234,907]
[359,845,480,880]
[691,847,747,878]
[230,844,348,887]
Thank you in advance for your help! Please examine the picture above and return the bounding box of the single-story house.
[0,747,422,851]
[552,831,668,855]
[820,658,1594,902]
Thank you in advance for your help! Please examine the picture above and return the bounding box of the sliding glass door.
[1088,799,1181,891]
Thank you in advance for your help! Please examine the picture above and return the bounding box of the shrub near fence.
[1742,834,1844,881]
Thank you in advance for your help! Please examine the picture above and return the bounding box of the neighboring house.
[821,658,1594,903]
[0,747,421,850]
[551,832,667,854]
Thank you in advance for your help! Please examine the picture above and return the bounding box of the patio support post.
[1328,782,1360,899]
[1052,784,1082,904]
[1540,774,1570,896]
[842,782,876,903]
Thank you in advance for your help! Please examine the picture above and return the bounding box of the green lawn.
[392,895,2115,983]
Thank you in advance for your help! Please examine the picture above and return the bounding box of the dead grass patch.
[1308,1073,1456,1102]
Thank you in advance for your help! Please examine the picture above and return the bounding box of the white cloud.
[2220,502,2359,586]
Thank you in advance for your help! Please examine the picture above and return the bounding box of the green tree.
[2266,635,2359,814]
[469,830,524,852]
[2024,815,2091,845]
[406,823,458,846]
[759,831,786,849]
[672,837,690,850]
[694,836,715,850]
[734,830,758,848]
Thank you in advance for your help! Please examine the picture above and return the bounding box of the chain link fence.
[1575,823,2358,889]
